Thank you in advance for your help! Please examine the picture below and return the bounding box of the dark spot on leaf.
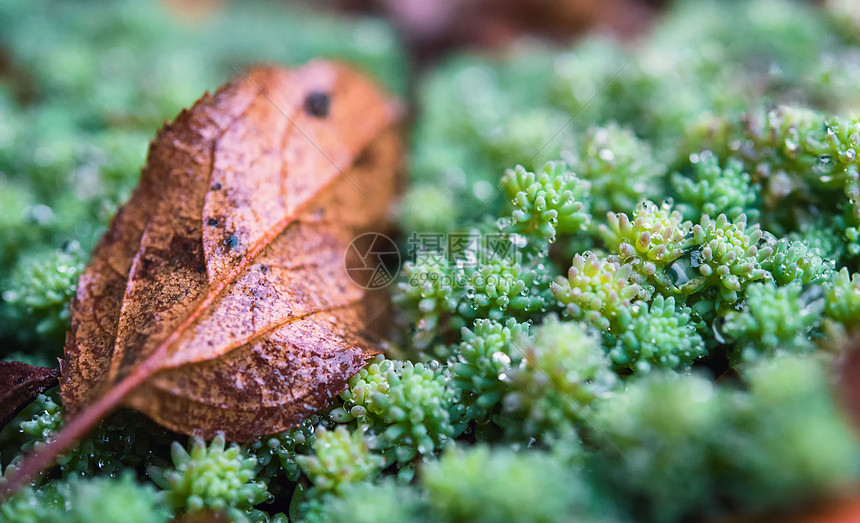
[304,91,330,118]
[260,265,269,273]
[354,147,373,168]
[227,235,239,249]
[211,182,222,191]
[207,218,219,227]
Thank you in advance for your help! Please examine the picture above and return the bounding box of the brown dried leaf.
[839,335,860,429]
[0,361,59,430]
[2,61,400,494]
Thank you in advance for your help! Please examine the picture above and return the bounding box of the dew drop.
[492,351,511,367]
[666,252,697,287]
[712,320,727,345]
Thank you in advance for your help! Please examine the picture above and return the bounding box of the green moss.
[500,316,617,443]
[335,357,460,464]
[393,229,555,352]
[551,252,643,331]
[610,296,706,373]
[250,417,319,484]
[0,472,169,523]
[148,433,268,519]
[452,318,529,420]
[824,267,860,327]
[499,160,591,243]
[569,124,665,215]
[460,251,550,321]
[591,373,724,523]
[684,213,773,304]
[592,357,860,522]
[408,52,567,230]
[673,154,759,222]
[12,396,171,479]
[301,480,424,523]
[396,184,462,233]
[728,356,860,510]
[723,282,823,363]
[790,216,847,265]
[18,394,62,446]
[423,445,613,523]
[686,106,860,234]
[296,426,383,497]
[1,242,85,351]
[393,253,465,350]
[761,237,834,286]
[0,179,43,271]
[600,200,692,285]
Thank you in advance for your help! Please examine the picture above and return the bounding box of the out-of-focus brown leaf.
[787,494,860,523]
[1,61,401,495]
[712,492,860,523]
[839,335,860,428]
[336,0,659,58]
[0,361,59,430]
[162,0,224,23]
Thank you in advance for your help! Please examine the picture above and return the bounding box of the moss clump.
[148,433,268,520]
[686,213,773,304]
[551,252,643,331]
[600,200,692,283]
[723,282,823,363]
[250,416,319,484]
[824,267,860,327]
[452,318,529,420]
[1,242,85,350]
[296,426,383,497]
[610,296,706,373]
[500,316,617,443]
[672,154,759,222]
[592,358,860,522]
[0,472,169,523]
[569,124,666,215]
[335,356,460,464]
[500,160,591,243]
